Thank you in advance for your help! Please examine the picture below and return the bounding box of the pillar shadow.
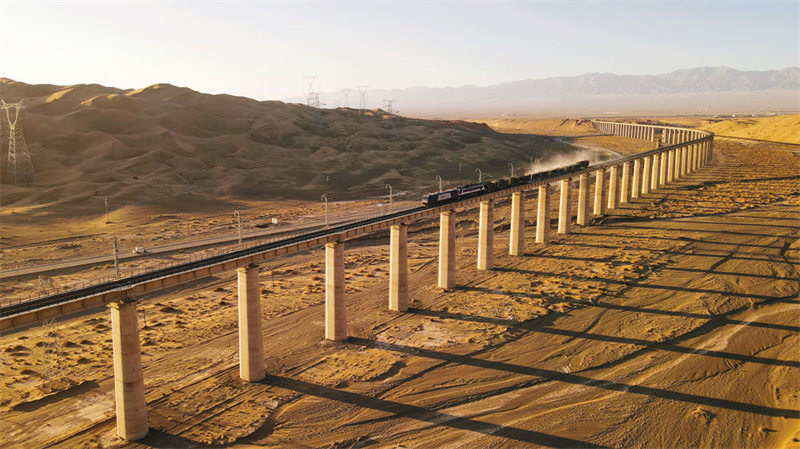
[575,231,785,249]
[407,308,799,368]
[454,287,800,331]
[549,241,781,263]
[494,266,796,303]
[521,252,797,281]
[349,338,798,419]
[663,219,800,229]
[263,375,608,448]
[608,223,797,240]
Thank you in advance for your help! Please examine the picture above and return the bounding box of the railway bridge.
[1,121,714,440]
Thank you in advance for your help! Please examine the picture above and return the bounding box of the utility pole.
[105,197,109,224]
[508,162,515,179]
[321,194,329,228]
[476,168,482,183]
[234,211,242,246]
[435,175,443,192]
[112,235,119,277]
[386,184,393,213]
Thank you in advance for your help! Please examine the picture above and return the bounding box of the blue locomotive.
[422,160,589,206]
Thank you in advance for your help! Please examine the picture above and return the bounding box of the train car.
[494,178,510,190]
[576,160,589,169]
[458,183,487,198]
[422,188,459,206]
[509,175,527,186]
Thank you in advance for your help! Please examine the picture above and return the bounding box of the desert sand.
[0,111,798,448]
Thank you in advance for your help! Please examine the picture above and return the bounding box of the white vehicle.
[132,247,147,254]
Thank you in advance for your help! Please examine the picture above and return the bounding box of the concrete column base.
[477,200,494,270]
[650,154,660,191]
[110,300,148,441]
[607,165,618,210]
[536,185,551,243]
[389,224,408,312]
[558,179,571,234]
[593,169,605,215]
[238,264,265,381]
[620,162,630,203]
[631,158,642,199]
[667,150,675,183]
[509,192,525,255]
[577,173,589,226]
[325,242,347,341]
[438,210,456,289]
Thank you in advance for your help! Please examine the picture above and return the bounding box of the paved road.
[0,211,377,280]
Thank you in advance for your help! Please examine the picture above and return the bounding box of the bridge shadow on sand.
[349,337,798,420]
[262,375,608,448]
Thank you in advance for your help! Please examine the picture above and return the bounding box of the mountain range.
[290,67,799,116]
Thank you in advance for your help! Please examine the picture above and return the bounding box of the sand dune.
[0,78,577,216]
[698,114,800,144]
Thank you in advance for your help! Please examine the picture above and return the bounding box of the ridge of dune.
[0,78,568,216]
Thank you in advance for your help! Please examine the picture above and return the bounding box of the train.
[423,160,589,206]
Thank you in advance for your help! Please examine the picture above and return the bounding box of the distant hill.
[294,67,800,116]
[0,78,573,213]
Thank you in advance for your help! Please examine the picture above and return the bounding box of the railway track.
[1,129,712,325]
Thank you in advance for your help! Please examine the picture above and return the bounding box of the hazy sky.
[1,1,797,100]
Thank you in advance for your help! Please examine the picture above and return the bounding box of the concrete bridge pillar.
[692,143,699,171]
[650,153,660,191]
[642,156,651,195]
[607,165,618,210]
[666,150,675,183]
[700,141,706,166]
[631,159,642,199]
[678,147,686,178]
[509,192,525,256]
[477,200,495,270]
[325,241,347,341]
[389,224,408,312]
[438,210,456,289]
[684,146,691,176]
[577,173,590,226]
[558,179,571,234]
[536,185,551,244]
[620,161,630,203]
[593,169,605,215]
[658,151,667,187]
[708,139,714,163]
[110,300,148,441]
[238,264,265,381]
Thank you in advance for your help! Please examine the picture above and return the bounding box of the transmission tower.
[382,99,397,115]
[303,75,320,108]
[341,88,351,108]
[355,85,368,115]
[1,99,35,185]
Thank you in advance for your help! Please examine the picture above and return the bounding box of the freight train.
[423,160,589,206]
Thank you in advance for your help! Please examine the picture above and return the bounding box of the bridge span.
[1,121,713,440]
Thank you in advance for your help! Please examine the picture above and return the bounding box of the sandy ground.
[1,134,797,448]
[0,198,418,305]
